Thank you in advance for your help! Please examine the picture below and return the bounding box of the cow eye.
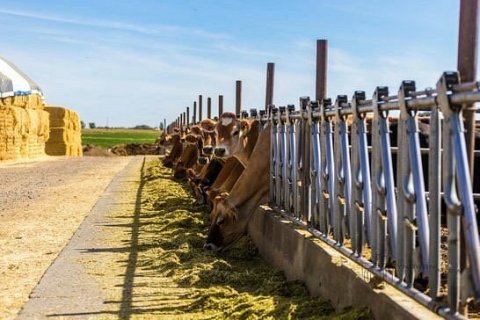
[232,129,239,136]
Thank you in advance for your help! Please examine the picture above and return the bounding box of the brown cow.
[187,119,218,177]
[204,119,262,205]
[173,125,203,179]
[162,132,183,168]
[214,112,240,157]
[199,118,217,155]
[186,112,240,202]
[204,124,271,251]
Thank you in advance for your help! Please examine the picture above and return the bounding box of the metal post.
[457,4,478,314]
[180,114,183,134]
[199,95,203,121]
[236,80,242,116]
[316,39,328,101]
[186,107,190,126]
[457,0,478,179]
[183,112,186,126]
[193,101,197,124]
[219,95,224,116]
[207,97,212,119]
[265,63,275,110]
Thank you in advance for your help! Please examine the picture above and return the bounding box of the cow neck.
[227,125,271,211]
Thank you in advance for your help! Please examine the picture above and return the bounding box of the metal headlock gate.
[268,72,480,319]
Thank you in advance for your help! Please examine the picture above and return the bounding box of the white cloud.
[0,8,230,40]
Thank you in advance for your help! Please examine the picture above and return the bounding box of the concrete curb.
[247,205,441,320]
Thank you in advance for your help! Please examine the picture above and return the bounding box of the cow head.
[158,132,169,146]
[214,112,239,158]
[199,119,217,156]
[174,133,202,179]
[204,193,245,251]
[189,125,203,136]
[162,133,183,168]
[235,119,260,153]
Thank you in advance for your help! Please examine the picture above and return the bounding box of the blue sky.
[0,0,465,127]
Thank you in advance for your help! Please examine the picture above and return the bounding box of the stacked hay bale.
[44,106,82,156]
[0,94,50,161]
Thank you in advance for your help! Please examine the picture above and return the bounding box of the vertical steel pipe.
[207,97,212,119]
[193,101,197,124]
[236,80,242,116]
[218,95,224,116]
[457,0,478,179]
[265,63,275,111]
[316,39,328,101]
[199,95,203,121]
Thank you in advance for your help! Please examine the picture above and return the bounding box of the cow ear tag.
[221,117,233,126]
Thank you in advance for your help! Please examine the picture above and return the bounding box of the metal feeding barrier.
[165,2,480,317]
[268,71,480,318]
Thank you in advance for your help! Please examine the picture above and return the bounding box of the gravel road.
[0,156,131,320]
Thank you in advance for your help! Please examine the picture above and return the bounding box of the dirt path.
[0,156,130,320]
[18,156,146,319]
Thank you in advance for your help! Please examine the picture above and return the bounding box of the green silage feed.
[136,159,372,319]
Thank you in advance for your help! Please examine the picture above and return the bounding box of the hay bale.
[0,98,84,161]
[45,106,82,157]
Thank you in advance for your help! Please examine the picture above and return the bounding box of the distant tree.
[80,121,86,129]
[89,122,96,129]
[133,124,153,130]
[159,123,164,130]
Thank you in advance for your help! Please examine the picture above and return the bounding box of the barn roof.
[0,56,42,98]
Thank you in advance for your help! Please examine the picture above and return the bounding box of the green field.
[82,129,160,148]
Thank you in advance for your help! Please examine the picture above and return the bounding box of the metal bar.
[319,101,330,234]
[457,0,478,180]
[207,97,212,119]
[265,62,275,111]
[337,108,352,243]
[294,116,303,219]
[316,39,328,101]
[428,105,442,299]
[218,95,224,116]
[236,80,242,116]
[193,101,197,124]
[186,107,190,126]
[278,112,287,209]
[270,109,278,204]
[300,97,311,222]
[198,95,203,122]
[310,109,322,228]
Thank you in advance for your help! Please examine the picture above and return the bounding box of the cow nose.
[198,156,209,165]
[202,146,213,155]
[214,147,226,157]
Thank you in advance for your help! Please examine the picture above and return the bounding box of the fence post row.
[267,71,480,316]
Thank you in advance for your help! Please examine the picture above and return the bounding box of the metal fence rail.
[269,71,480,318]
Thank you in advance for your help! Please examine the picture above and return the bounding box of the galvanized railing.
[269,71,480,318]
